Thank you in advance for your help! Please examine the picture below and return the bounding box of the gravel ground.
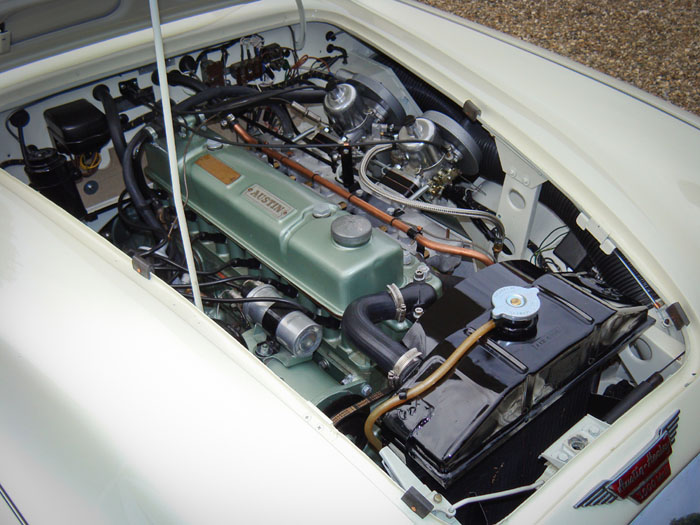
[420,0,700,116]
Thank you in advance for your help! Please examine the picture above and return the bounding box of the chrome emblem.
[575,410,679,507]
[244,184,293,219]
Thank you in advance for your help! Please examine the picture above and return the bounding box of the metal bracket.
[386,283,407,322]
[576,212,617,255]
[0,30,10,54]
[380,447,458,522]
[540,415,610,470]
[401,486,433,518]
[132,255,154,279]
[118,79,155,108]
[665,302,690,329]
[494,137,546,259]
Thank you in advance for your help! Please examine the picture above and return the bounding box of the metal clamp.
[143,125,159,141]
[388,348,422,388]
[387,283,407,322]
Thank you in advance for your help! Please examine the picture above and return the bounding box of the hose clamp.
[224,113,238,127]
[388,348,422,388]
[143,125,159,141]
[387,283,407,322]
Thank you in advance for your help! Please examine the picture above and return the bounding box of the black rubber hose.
[122,128,163,235]
[93,85,127,166]
[174,86,258,112]
[151,70,208,93]
[539,183,658,305]
[462,119,505,183]
[280,90,326,104]
[342,283,438,375]
[603,372,663,424]
[116,189,161,234]
[405,80,465,122]
[173,85,306,136]
[174,86,326,113]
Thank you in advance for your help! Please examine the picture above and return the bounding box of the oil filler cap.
[331,215,372,247]
[491,286,540,322]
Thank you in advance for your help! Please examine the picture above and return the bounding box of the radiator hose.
[122,128,164,235]
[342,283,437,377]
[365,318,496,450]
[151,70,208,93]
[93,85,127,166]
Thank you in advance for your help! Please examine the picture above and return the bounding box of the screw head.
[360,384,373,397]
[414,263,430,282]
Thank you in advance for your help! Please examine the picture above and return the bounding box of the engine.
[3,24,673,524]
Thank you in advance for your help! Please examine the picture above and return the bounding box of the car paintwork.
[0,1,698,522]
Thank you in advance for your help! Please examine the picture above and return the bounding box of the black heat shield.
[382,261,650,490]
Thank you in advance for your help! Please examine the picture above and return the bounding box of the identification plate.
[629,461,671,503]
[195,154,241,184]
[575,411,679,508]
[608,434,672,499]
[244,184,293,219]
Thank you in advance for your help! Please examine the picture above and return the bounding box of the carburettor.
[323,75,406,141]
[378,110,483,199]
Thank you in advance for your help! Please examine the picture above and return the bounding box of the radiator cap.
[491,286,540,322]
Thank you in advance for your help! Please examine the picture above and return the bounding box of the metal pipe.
[148,0,203,310]
[232,123,494,266]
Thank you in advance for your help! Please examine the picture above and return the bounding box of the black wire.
[238,114,334,167]
[180,293,311,314]
[117,190,162,235]
[4,114,19,142]
[138,237,168,257]
[0,158,24,169]
[194,37,241,75]
[174,85,320,115]
[171,275,253,289]
[151,253,259,276]
[287,26,299,63]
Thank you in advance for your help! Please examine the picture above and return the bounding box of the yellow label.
[195,154,241,184]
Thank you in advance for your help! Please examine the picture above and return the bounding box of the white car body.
[1,1,699,523]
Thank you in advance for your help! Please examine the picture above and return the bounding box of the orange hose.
[232,124,494,266]
[364,319,496,450]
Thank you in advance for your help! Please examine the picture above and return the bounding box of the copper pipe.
[232,123,494,266]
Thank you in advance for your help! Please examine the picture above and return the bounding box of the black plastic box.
[44,99,110,156]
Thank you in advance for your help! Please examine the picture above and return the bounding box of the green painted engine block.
[144,133,406,315]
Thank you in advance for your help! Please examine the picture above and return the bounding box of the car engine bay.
[0,21,688,524]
